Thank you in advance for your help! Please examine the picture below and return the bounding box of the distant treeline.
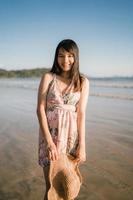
[0,68,132,79]
[0,68,50,78]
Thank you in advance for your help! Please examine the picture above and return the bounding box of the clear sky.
[0,0,133,77]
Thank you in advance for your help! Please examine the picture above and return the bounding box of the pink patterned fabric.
[38,73,81,167]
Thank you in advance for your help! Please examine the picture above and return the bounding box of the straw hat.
[48,153,82,200]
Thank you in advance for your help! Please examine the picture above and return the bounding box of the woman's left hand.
[75,145,86,164]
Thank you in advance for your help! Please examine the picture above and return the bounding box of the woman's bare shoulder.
[41,72,53,85]
[81,74,89,87]
[38,72,54,93]
[41,72,54,82]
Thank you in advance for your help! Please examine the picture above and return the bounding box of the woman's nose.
[64,56,69,62]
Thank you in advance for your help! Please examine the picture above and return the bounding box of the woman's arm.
[36,72,58,161]
[76,77,89,163]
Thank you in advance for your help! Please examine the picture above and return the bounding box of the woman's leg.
[43,165,50,200]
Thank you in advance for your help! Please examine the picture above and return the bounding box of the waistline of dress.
[47,104,76,112]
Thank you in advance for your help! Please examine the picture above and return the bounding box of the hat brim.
[48,153,82,200]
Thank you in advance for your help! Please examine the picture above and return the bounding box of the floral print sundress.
[38,73,81,167]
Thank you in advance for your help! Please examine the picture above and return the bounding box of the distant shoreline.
[0,68,50,78]
[0,68,133,79]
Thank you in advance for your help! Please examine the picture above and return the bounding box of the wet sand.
[0,85,133,200]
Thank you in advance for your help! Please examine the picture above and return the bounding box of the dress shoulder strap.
[47,73,55,90]
[52,73,56,80]
[50,73,57,87]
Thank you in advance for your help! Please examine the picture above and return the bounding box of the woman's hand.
[47,141,59,161]
[75,145,86,164]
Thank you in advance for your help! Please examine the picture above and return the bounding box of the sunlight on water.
[0,77,133,100]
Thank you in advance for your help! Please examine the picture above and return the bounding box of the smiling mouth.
[62,64,71,67]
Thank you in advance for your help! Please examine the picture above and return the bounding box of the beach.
[0,78,133,200]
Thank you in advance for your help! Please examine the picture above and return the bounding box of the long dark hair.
[50,39,84,92]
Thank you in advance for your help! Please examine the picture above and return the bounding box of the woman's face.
[57,48,74,72]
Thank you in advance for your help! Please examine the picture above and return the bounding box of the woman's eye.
[58,54,73,58]
[67,54,73,58]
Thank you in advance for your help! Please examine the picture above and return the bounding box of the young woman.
[36,39,89,200]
